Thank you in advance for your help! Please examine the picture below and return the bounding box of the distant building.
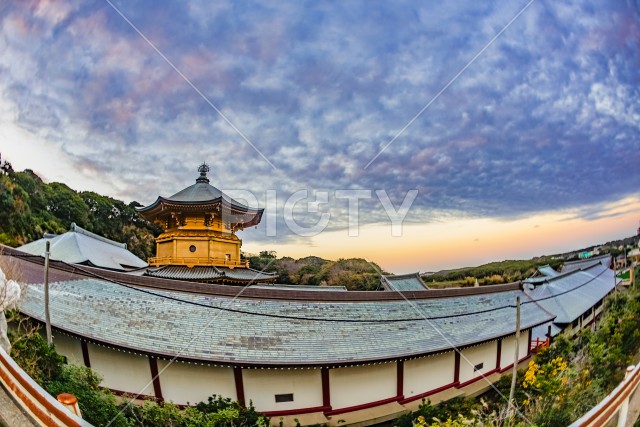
[578,251,593,259]
[528,258,616,341]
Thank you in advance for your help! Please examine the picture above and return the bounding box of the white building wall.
[243,369,323,412]
[329,363,396,410]
[87,344,154,396]
[459,341,497,384]
[156,360,236,405]
[52,333,83,365]
[403,352,455,398]
[499,333,529,368]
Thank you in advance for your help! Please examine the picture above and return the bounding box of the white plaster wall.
[499,333,529,368]
[243,369,323,412]
[329,363,396,410]
[52,333,83,365]
[459,341,497,384]
[87,344,154,396]
[404,352,455,398]
[520,331,530,358]
[156,360,236,405]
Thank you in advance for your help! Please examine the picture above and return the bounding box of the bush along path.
[394,287,640,427]
[7,313,269,427]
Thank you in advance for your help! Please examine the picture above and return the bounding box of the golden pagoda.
[136,164,276,284]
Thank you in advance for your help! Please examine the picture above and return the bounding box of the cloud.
[0,0,639,246]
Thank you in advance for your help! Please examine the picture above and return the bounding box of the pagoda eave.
[136,197,264,227]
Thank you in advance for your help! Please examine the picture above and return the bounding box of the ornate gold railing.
[147,256,249,268]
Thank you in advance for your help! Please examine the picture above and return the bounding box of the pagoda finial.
[196,162,210,184]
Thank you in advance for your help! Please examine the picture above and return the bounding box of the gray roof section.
[381,273,429,291]
[561,254,611,274]
[20,278,553,365]
[537,265,560,277]
[531,322,563,341]
[250,284,348,292]
[525,263,615,325]
[161,168,251,209]
[168,181,228,203]
[17,224,147,271]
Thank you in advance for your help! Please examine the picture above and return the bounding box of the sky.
[0,0,639,273]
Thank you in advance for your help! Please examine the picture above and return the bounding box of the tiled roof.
[145,265,277,283]
[381,273,429,291]
[525,263,616,324]
[146,265,223,280]
[20,278,553,365]
[17,224,147,271]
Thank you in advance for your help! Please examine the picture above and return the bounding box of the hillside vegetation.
[422,257,565,288]
[0,156,385,289]
[248,251,386,291]
[0,154,161,260]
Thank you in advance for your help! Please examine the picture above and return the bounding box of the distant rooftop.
[561,254,611,274]
[525,262,616,325]
[537,265,560,277]
[381,272,429,291]
[17,223,147,271]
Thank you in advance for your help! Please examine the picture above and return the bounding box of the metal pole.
[44,241,52,345]
[508,296,521,418]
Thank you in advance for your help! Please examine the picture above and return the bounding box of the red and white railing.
[570,364,640,427]
[530,337,550,352]
[0,347,90,426]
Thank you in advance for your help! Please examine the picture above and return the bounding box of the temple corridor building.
[2,167,619,426]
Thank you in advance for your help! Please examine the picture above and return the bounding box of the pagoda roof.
[145,265,277,283]
[136,164,264,227]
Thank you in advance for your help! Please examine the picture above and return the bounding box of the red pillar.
[234,367,245,407]
[321,367,331,410]
[396,360,404,400]
[454,350,461,384]
[81,341,91,368]
[148,356,163,401]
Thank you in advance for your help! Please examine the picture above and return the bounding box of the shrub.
[47,364,131,427]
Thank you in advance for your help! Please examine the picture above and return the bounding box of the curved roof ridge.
[70,223,127,249]
[2,248,526,301]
